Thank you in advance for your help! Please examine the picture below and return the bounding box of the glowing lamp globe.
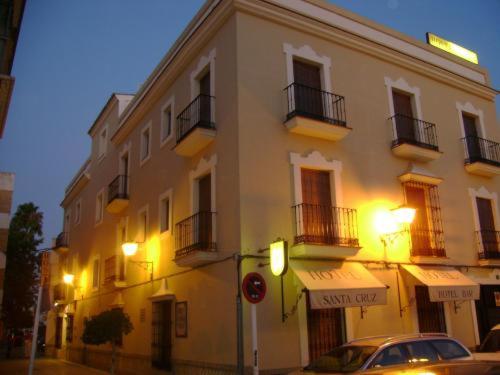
[392,206,416,224]
[63,273,74,285]
[122,242,138,257]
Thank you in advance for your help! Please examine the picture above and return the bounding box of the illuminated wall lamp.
[63,273,75,285]
[121,241,153,281]
[379,205,416,247]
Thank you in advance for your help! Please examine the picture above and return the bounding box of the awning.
[292,261,387,309]
[461,267,500,285]
[401,264,480,302]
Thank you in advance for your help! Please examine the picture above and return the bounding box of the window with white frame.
[159,189,173,234]
[92,257,100,289]
[95,190,104,224]
[160,98,174,145]
[75,199,81,225]
[140,122,152,165]
[138,206,149,242]
[98,126,108,159]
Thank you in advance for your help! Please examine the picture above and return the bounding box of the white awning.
[402,264,480,302]
[292,261,387,309]
[461,267,500,285]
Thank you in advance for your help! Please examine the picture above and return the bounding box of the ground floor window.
[415,286,446,333]
[306,292,346,362]
[475,285,500,341]
[65,315,74,343]
[55,316,63,349]
[152,300,172,370]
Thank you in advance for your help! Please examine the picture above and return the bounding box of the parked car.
[475,324,500,361]
[362,360,500,375]
[290,333,473,374]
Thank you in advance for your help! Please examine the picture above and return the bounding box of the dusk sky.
[0,0,498,249]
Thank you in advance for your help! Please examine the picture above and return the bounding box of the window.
[140,122,152,165]
[403,181,445,257]
[66,315,74,343]
[415,285,446,333]
[159,189,173,234]
[404,341,439,363]
[95,190,104,224]
[98,126,108,159]
[75,200,81,225]
[138,206,149,242]
[160,98,174,146]
[430,339,469,359]
[92,258,100,289]
[371,344,408,368]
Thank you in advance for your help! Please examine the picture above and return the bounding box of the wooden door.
[199,72,211,126]
[463,113,481,161]
[293,60,323,118]
[477,198,498,254]
[301,169,334,244]
[55,316,63,349]
[152,301,172,370]
[405,186,431,255]
[307,293,345,362]
[415,286,446,333]
[392,91,416,142]
[198,174,212,248]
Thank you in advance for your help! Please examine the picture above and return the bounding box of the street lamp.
[63,273,74,285]
[121,241,153,281]
[378,205,416,247]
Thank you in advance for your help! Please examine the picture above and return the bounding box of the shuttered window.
[415,286,446,333]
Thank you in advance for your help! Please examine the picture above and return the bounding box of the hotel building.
[45,0,499,373]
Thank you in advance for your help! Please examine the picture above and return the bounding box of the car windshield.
[305,345,378,373]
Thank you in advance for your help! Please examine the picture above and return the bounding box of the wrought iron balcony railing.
[408,228,446,257]
[462,136,500,167]
[104,255,126,284]
[175,211,216,258]
[390,114,439,151]
[55,232,69,249]
[176,94,215,143]
[107,175,129,204]
[476,230,500,260]
[292,204,359,247]
[284,83,346,126]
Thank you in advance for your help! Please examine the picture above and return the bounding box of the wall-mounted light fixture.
[122,241,153,281]
[63,273,75,285]
[378,205,416,247]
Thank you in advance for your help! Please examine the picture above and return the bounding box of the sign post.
[242,273,266,375]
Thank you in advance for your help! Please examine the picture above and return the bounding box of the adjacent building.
[45,0,499,373]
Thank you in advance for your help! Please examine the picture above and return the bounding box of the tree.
[2,203,43,332]
[81,309,133,374]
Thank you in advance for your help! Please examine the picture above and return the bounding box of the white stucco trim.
[74,199,81,226]
[137,205,150,243]
[470,300,481,346]
[158,188,173,237]
[468,186,499,232]
[91,254,101,291]
[140,121,152,167]
[290,150,343,206]
[444,302,453,336]
[97,124,109,162]
[94,188,104,226]
[272,0,485,84]
[189,154,217,214]
[456,102,486,138]
[283,43,332,92]
[190,48,216,100]
[160,96,175,148]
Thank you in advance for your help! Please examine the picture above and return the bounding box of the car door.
[368,344,409,369]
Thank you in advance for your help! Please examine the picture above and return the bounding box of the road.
[0,358,107,374]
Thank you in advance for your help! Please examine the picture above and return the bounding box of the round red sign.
[242,272,267,304]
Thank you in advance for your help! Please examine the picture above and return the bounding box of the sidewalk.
[0,357,108,374]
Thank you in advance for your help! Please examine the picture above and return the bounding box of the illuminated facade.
[45,0,499,373]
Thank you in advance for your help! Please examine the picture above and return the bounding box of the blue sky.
[0,0,498,249]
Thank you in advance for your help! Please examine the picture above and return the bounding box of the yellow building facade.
[45,0,499,373]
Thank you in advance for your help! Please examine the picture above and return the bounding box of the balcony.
[174,211,217,267]
[174,94,216,157]
[283,83,350,141]
[106,175,129,214]
[390,114,441,162]
[53,232,69,253]
[476,230,500,266]
[462,136,500,177]
[104,255,126,288]
[53,283,70,304]
[291,204,360,258]
[409,229,447,263]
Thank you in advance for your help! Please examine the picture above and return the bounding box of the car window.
[480,330,500,352]
[404,341,439,363]
[305,345,378,373]
[370,344,408,368]
[430,339,469,359]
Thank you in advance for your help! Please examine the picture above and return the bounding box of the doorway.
[152,300,172,370]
